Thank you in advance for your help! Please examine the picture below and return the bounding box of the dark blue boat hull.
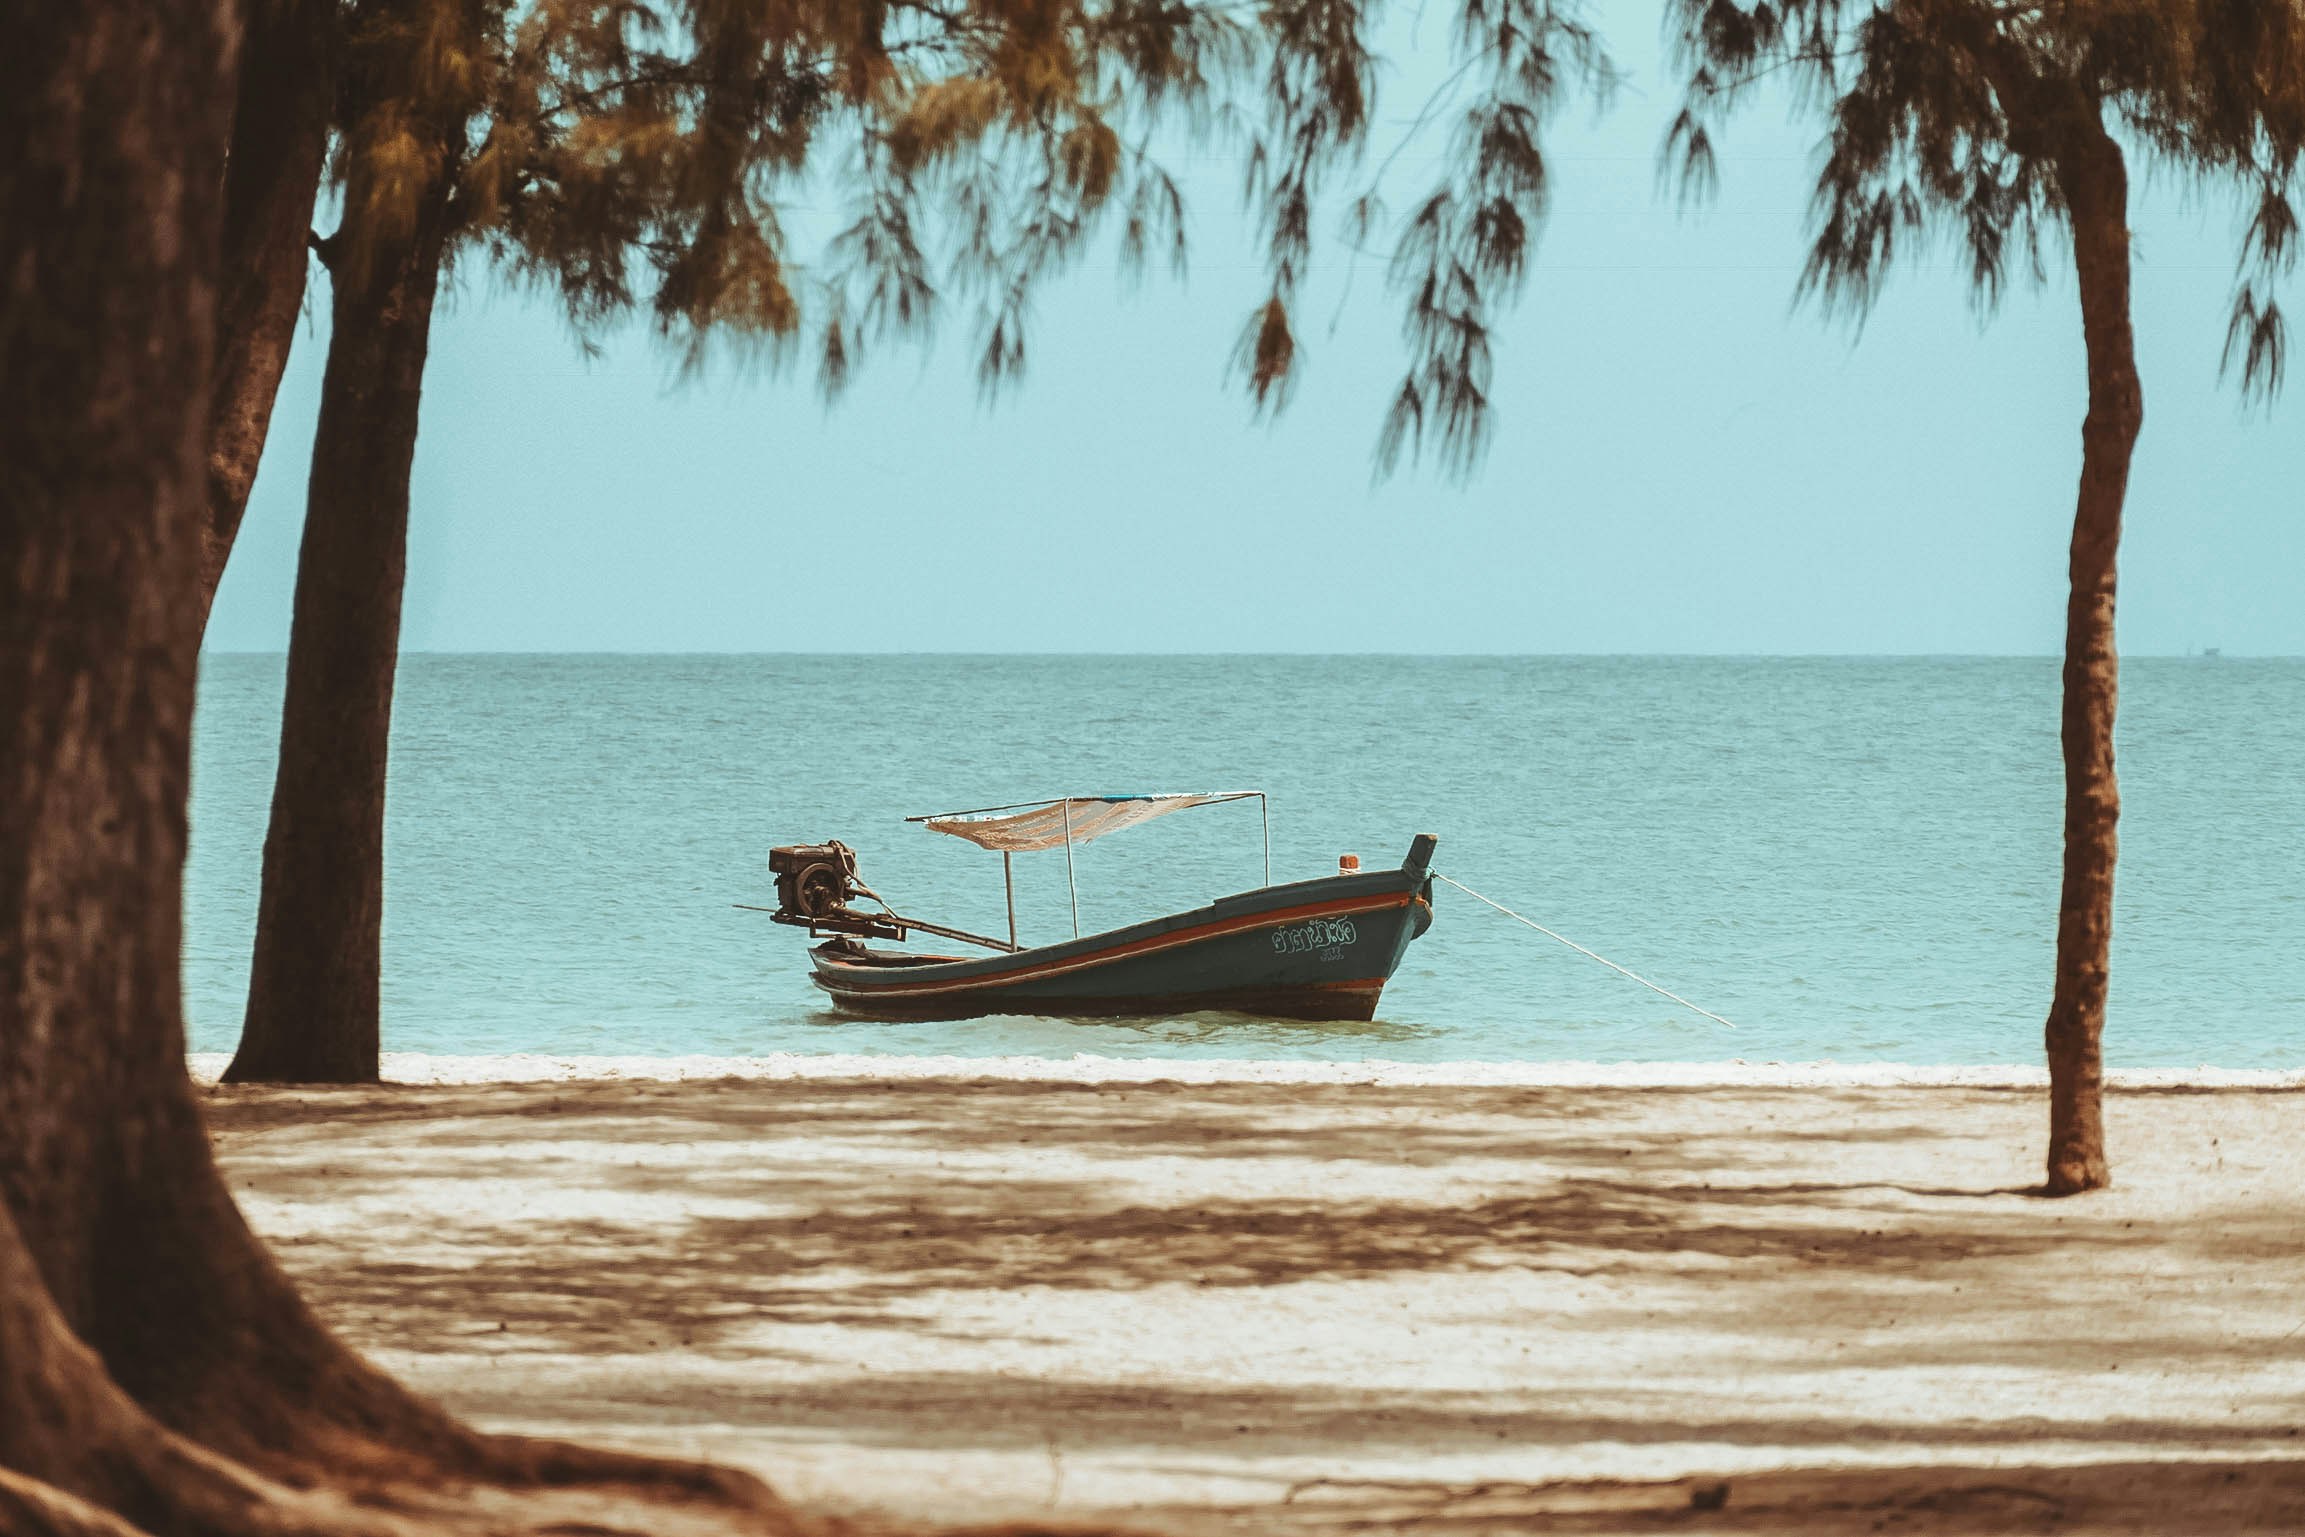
[810,837,1437,1021]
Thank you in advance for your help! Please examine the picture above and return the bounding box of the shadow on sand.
[1138,1457,2305,1535]
[202,1075,2305,1533]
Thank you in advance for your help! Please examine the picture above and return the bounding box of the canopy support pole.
[1003,851,1017,948]
[1260,793,1271,887]
[1061,798,1080,937]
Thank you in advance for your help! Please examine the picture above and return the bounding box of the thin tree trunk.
[2042,117,2142,1196]
[223,133,456,1085]
[198,0,337,635]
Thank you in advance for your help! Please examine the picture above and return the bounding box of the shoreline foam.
[183,1050,2305,1090]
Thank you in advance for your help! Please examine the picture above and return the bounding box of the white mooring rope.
[1432,872,1738,1031]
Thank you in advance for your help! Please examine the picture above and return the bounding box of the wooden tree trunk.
[0,0,373,1513]
[5,5,851,1533]
[2043,119,2143,1196]
[2,21,798,1517]
[197,0,337,634]
[223,134,457,1084]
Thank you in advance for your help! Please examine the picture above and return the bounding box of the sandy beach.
[193,1058,2305,1534]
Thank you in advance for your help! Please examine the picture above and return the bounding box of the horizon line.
[196,648,2300,661]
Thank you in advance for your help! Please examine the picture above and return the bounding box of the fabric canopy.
[913,793,1259,853]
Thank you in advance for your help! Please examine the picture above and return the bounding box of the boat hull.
[809,841,1436,1022]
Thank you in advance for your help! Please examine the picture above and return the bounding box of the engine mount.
[768,842,907,941]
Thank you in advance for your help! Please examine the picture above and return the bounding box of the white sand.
[200,1064,2305,1533]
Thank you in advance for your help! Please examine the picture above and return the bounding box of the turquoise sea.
[184,655,2305,1067]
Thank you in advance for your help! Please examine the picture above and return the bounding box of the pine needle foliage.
[1373,0,1613,473]
[1231,0,1614,475]
[323,0,1253,386]
[1663,0,2305,392]
[316,0,1620,450]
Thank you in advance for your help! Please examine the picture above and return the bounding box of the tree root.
[2,1201,799,1537]
[468,1435,788,1515]
[0,1470,153,1537]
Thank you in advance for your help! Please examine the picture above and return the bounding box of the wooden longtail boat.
[761,794,1435,1022]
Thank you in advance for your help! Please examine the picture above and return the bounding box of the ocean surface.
[184,655,2305,1067]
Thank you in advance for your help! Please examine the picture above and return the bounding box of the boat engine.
[768,842,908,941]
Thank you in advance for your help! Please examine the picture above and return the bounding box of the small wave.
[183,1051,2305,1090]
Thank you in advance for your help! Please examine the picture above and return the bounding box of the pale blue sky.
[205,0,2303,655]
